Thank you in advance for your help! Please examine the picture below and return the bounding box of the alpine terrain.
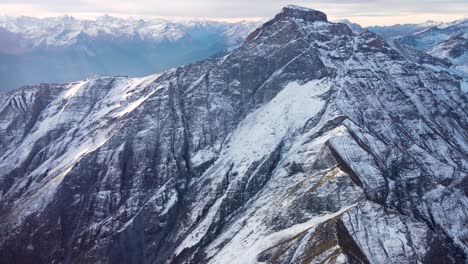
[0,5,467,264]
[0,15,260,92]
[369,19,468,76]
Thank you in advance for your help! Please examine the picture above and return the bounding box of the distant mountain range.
[340,18,467,75]
[393,19,467,75]
[0,14,466,93]
[0,15,261,92]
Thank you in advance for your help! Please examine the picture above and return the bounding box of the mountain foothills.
[0,15,260,92]
[0,5,467,264]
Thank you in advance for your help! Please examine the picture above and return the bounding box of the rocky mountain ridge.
[364,18,468,76]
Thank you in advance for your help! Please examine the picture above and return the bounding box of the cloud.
[0,0,466,26]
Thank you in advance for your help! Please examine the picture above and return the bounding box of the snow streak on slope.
[1,74,163,224]
[177,79,330,253]
[226,79,330,163]
[65,80,88,98]
[210,204,357,264]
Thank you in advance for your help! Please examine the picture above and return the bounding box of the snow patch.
[192,147,215,167]
[65,80,88,98]
[461,80,468,93]
[115,91,155,118]
[285,5,316,12]
[176,78,331,256]
[209,204,357,264]
[225,78,329,165]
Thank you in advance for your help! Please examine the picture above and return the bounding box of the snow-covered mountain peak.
[278,5,328,22]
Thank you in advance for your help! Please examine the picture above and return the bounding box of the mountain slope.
[0,15,260,92]
[0,5,467,264]
[396,19,467,51]
[369,19,467,75]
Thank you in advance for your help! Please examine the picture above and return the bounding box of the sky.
[0,0,466,26]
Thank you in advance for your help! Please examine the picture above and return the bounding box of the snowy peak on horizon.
[0,14,262,92]
[334,17,467,75]
[367,17,467,39]
[0,14,262,47]
[390,18,467,75]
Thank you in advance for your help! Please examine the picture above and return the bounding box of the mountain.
[368,20,452,39]
[0,15,260,92]
[335,19,364,34]
[425,36,467,72]
[0,5,467,263]
[369,19,468,75]
[396,19,467,75]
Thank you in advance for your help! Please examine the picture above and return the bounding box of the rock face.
[0,5,467,264]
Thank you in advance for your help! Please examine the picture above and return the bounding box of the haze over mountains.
[0,13,466,92]
[0,15,260,92]
[0,5,467,264]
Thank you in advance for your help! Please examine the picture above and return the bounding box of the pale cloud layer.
[0,0,466,26]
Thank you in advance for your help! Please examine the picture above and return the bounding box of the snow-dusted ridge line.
[1,73,164,224]
[285,5,317,12]
[0,14,262,47]
[209,204,358,264]
[225,79,330,162]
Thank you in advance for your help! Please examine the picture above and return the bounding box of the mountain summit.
[276,5,328,22]
[0,6,467,264]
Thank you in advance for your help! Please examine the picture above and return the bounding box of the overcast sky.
[0,0,466,26]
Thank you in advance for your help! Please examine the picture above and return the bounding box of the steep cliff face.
[0,5,467,264]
